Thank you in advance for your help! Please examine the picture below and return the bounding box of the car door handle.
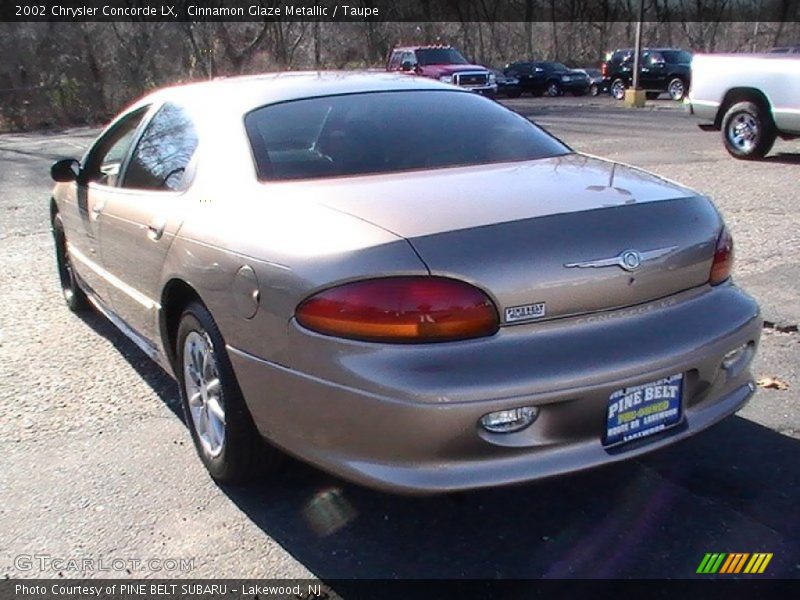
[146,219,166,241]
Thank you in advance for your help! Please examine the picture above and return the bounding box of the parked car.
[490,68,522,98]
[387,45,497,96]
[50,72,760,493]
[504,61,591,97]
[603,48,692,101]
[687,53,800,159]
[768,45,800,54]
[578,67,605,96]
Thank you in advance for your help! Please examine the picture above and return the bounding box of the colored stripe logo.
[697,552,773,574]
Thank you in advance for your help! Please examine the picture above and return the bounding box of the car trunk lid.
[281,154,722,321]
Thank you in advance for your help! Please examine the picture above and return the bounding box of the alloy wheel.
[183,330,226,458]
[726,113,760,154]
[668,79,685,101]
[611,80,625,100]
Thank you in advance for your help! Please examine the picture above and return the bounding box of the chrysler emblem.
[620,250,641,270]
[564,246,677,272]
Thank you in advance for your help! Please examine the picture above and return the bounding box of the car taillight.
[601,63,608,77]
[709,227,734,285]
[295,277,499,343]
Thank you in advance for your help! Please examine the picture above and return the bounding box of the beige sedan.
[49,72,761,492]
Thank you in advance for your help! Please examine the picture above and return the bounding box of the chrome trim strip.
[67,242,161,310]
[86,293,160,361]
[564,246,678,271]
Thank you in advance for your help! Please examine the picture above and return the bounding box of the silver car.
[49,72,761,493]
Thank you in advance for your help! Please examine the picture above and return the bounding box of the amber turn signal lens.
[709,226,734,285]
[295,277,499,342]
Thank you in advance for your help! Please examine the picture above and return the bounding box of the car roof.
[392,45,454,52]
[611,47,689,54]
[131,71,455,115]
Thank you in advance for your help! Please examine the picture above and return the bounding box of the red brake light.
[710,227,734,285]
[601,63,608,77]
[296,277,499,342]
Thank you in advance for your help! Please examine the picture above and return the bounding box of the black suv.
[503,61,590,97]
[602,48,692,101]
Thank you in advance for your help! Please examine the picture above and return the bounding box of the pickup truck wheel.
[52,213,89,312]
[667,78,686,101]
[610,79,626,100]
[721,101,777,160]
[177,301,282,484]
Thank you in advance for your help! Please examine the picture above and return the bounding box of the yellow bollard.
[624,89,646,108]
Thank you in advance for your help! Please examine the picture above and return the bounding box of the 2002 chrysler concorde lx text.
[48,72,761,493]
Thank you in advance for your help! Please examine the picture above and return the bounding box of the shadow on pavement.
[75,307,181,419]
[764,152,800,165]
[224,416,800,582]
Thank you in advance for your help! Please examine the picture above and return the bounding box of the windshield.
[245,91,570,181]
[416,48,469,65]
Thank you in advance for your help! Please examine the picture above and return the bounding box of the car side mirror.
[51,158,81,183]
[401,60,414,71]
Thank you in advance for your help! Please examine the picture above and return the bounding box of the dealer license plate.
[604,373,683,447]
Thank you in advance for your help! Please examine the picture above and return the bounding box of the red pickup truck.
[387,45,497,97]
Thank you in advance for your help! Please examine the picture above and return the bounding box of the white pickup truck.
[687,53,800,159]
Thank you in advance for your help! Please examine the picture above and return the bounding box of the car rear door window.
[82,107,148,187]
[122,103,199,191]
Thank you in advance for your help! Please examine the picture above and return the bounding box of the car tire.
[589,83,599,96]
[52,213,89,312]
[667,77,686,101]
[176,301,282,484]
[546,81,561,97]
[646,91,660,100]
[610,78,626,100]
[721,101,777,160]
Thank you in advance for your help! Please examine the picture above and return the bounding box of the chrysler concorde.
[49,72,761,492]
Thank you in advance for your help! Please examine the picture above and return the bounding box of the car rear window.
[245,91,570,181]
[415,48,468,65]
[662,50,692,64]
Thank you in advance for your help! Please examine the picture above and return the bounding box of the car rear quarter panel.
[161,197,428,366]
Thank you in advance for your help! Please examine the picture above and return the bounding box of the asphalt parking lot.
[1,94,798,581]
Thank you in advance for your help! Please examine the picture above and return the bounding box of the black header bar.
[2,0,799,23]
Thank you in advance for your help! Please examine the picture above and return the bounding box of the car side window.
[403,52,417,66]
[82,107,148,187]
[388,51,402,69]
[122,103,199,191]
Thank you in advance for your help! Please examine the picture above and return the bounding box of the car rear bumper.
[228,283,761,493]
[685,95,720,123]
